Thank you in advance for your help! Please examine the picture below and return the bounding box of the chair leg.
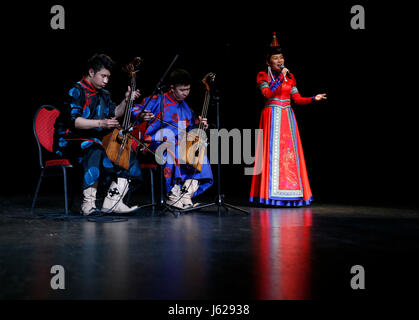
[31,169,45,214]
[62,166,69,216]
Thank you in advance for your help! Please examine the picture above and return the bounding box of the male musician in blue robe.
[55,53,150,215]
[131,69,213,209]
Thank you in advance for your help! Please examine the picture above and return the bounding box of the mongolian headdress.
[266,32,283,61]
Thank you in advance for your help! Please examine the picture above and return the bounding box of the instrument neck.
[122,77,136,130]
[198,90,210,131]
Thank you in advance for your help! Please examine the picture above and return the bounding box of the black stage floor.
[1,195,419,300]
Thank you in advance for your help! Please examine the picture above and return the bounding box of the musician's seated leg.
[101,149,142,214]
[79,145,114,215]
[179,179,200,208]
[164,155,213,210]
[165,179,201,209]
[166,184,184,209]
[102,177,139,214]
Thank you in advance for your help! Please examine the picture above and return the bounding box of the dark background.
[2,1,417,207]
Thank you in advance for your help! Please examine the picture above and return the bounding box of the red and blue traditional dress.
[131,92,213,197]
[249,70,314,207]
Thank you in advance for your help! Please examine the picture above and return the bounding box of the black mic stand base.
[178,195,250,215]
[138,202,179,218]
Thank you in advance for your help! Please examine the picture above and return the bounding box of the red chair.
[31,105,72,215]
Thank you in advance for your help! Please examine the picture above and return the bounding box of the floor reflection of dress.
[251,208,312,299]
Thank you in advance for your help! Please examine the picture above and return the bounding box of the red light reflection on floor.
[251,208,312,299]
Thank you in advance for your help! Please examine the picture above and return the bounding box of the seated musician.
[131,69,213,209]
[54,53,152,215]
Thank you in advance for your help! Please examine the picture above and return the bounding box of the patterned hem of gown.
[249,196,313,207]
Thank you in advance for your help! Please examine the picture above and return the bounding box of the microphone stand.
[137,55,180,217]
[178,91,249,215]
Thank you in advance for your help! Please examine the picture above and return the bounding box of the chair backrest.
[33,105,60,168]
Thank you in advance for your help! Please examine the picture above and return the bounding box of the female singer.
[249,33,326,207]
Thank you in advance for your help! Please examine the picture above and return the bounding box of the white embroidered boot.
[101,177,139,214]
[165,184,184,209]
[80,185,98,216]
[180,179,199,209]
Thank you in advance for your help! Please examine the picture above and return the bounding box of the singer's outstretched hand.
[314,94,327,101]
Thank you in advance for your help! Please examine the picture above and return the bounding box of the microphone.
[281,65,292,79]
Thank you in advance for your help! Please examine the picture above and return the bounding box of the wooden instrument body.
[102,127,132,171]
[178,72,215,172]
[180,134,207,172]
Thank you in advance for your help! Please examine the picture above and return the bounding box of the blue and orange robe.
[131,92,213,197]
[249,70,314,207]
[54,78,142,189]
